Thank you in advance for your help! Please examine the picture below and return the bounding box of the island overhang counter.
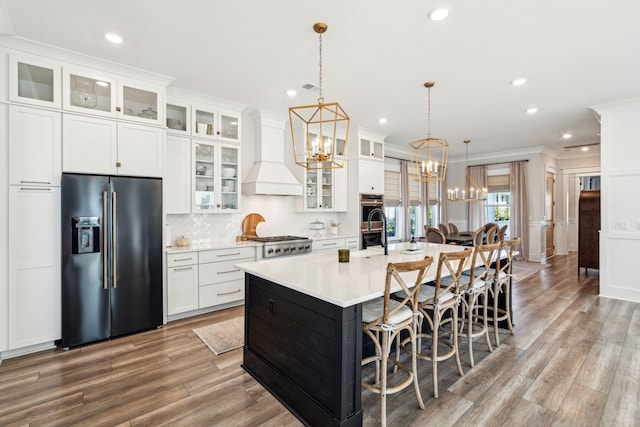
[235,242,470,426]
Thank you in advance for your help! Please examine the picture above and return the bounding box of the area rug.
[193,317,244,355]
[512,260,549,283]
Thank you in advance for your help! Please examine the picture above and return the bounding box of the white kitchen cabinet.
[167,252,199,315]
[165,135,191,214]
[359,135,384,160]
[191,104,241,143]
[192,141,240,213]
[312,237,346,253]
[9,53,61,109]
[198,247,254,309]
[334,160,348,212]
[296,160,348,212]
[359,159,385,195]
[9,105,61,186]
[166,99,191,136]
[63,114,164,177]
[345,236,359,249]
[117,121,164,177]
[8,186,61,349]
[62,66,165,126]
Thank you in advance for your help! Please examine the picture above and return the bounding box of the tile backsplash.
[166,195,343,245]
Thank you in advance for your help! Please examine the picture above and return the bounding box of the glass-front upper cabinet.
[9,53,61,108]
[218,108,241,143]
[166,99,190,135]
[191,142,240,213]
[118,78,165,126]
[359,137,384,160]
[219,144,240,211]
[61,67,165,125]
[191,104,241,143]
[63,67,117,117]
[303,163,334,211]
[193,141,216,213]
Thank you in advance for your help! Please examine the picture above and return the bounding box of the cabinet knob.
[217,204,221,208]
[116,106,121,112]
[116,162,122,167]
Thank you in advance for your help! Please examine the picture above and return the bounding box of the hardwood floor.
[1,253,638,426]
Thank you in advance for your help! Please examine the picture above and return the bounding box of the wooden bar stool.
[458,243,499,367]
[488,238,520,346]
[361,256,433,427]
[403,248,472,398]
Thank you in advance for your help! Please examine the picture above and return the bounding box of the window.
[487,174,510,237]
[384,169,401,240]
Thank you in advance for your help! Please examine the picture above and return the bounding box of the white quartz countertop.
[166,240,261,254]
[235,242,477,307]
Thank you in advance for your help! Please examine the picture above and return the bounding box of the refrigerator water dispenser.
[71,216,100,254]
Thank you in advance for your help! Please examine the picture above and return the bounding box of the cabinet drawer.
[199,246,255,263]
[313,238,345,252]
[199,258,252,285]
[167,252,198,267]
[199,280,245,308]
[345,236,359,248]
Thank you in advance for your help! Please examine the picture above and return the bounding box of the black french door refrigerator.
[61,173,163,348]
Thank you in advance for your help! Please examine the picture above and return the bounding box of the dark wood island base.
[242,274,363,427]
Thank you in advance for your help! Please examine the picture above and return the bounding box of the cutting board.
[241,213,265,239]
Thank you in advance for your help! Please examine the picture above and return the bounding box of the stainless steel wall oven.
[360,194,384,248]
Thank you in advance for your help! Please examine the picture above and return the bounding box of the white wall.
[592,97,640,303]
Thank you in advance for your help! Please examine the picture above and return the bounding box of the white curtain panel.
[510,161,529,260]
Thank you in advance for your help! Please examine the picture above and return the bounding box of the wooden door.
[545,171,555,258]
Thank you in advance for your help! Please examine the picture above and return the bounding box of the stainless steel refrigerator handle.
[103,191,108,290]
[112,191,117,289]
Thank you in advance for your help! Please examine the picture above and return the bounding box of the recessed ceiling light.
[429,8,450,21]
[286,89,297,97]
[581,146,589,152]
[562,132,572,139]
[511,78,527,86]
[104,33,123,44]
[95,80,109,87]
[378,118,388,124]
[526,107,538,114]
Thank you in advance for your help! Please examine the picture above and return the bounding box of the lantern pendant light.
[409,82,448,182]
[447,140,487,202]
[289,23,350,170]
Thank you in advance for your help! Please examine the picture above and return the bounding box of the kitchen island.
[236,242,471,426]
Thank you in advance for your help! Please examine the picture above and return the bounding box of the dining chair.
[361,256,433,427]
[425,226,446,244]
[407,247,472,398]
[471,226,484,246]
[485,225,498,244]
[438,223,449,237]
[498,224,508,242]
[459,243,499,367]
[487,237,520,346]
[448,223,459,234]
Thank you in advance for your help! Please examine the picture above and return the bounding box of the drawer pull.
[217,252,241,257]
[20,187,51,191]
[174,257,193,262]
[217,269,240,274]
[21,180,51,185]
[173,266,193,271]
[322,242,337,246]
[217,289,241,296]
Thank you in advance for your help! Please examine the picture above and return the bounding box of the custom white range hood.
[242,109,302,196]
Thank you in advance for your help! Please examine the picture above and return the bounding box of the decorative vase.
[70,77,98,109]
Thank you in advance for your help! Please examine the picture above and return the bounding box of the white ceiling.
[2,0,639,158]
